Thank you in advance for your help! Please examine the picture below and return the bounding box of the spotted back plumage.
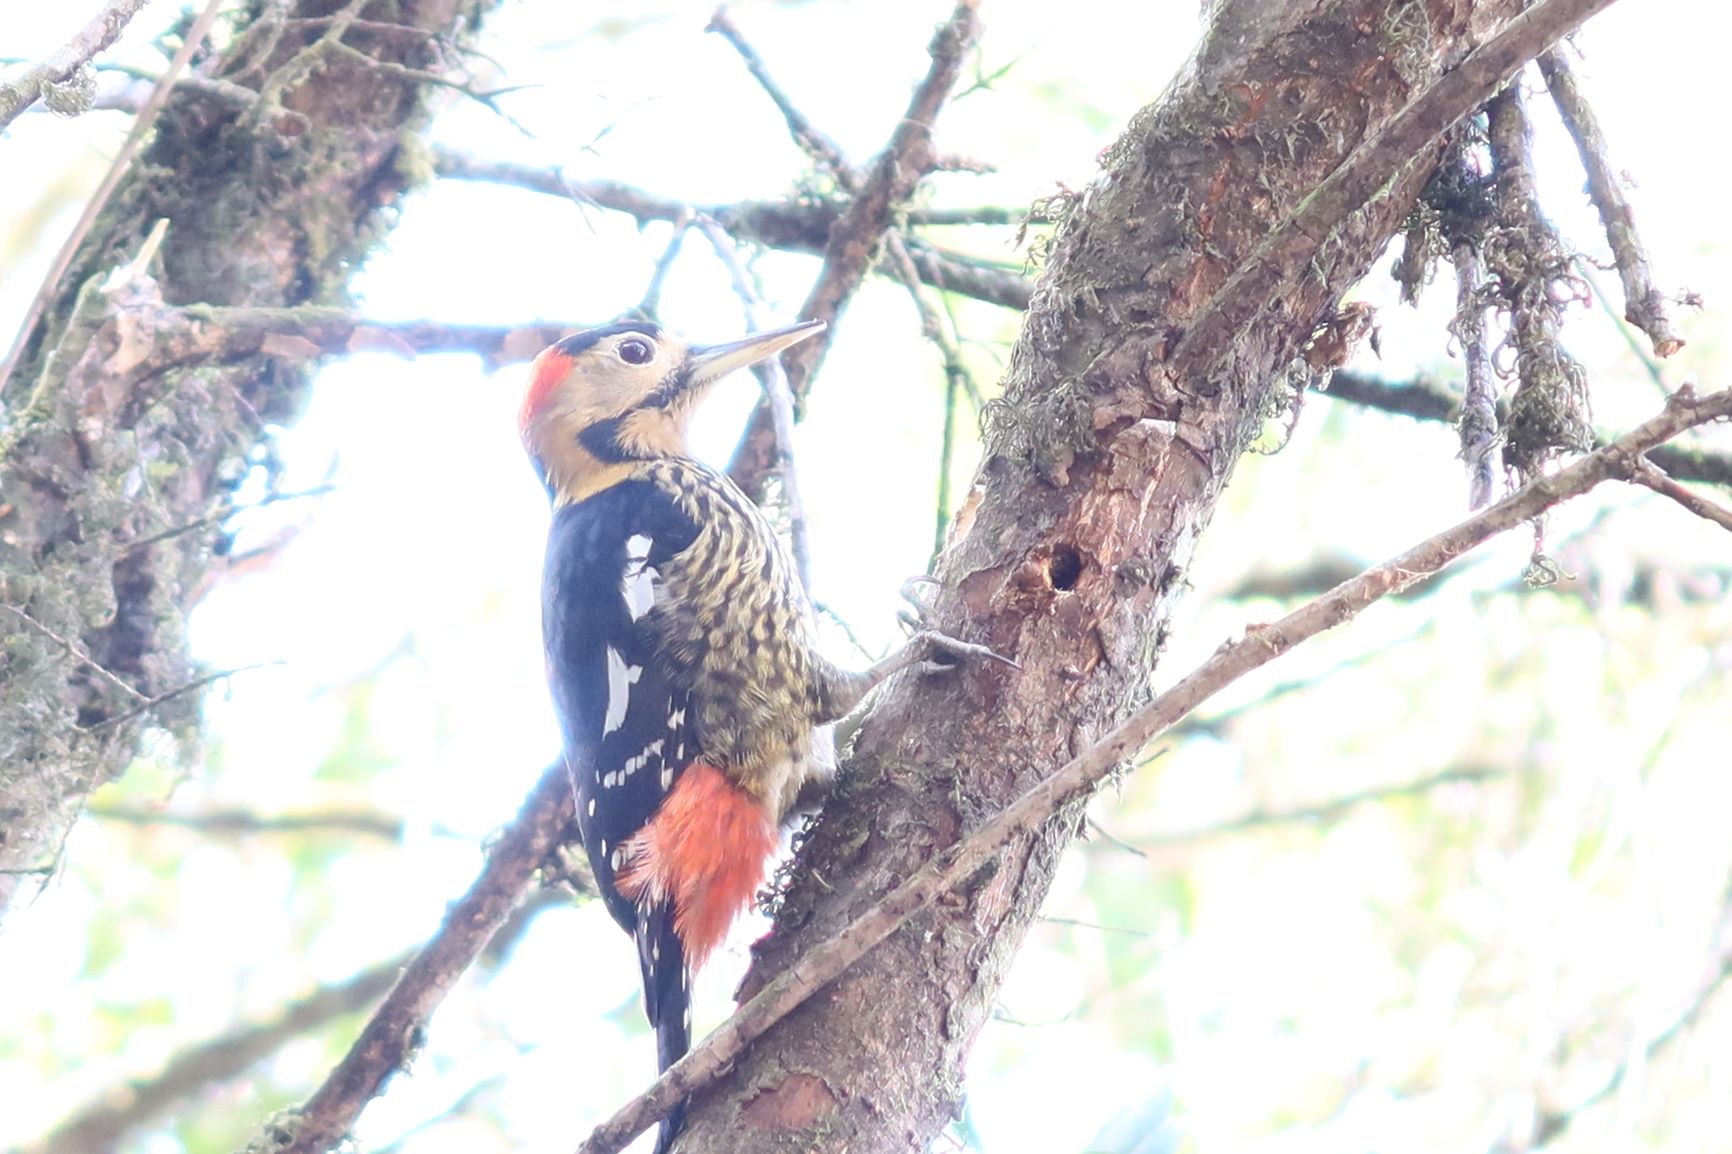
[638,458,832,814]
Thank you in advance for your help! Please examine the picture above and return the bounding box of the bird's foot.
[896,576,1018,675]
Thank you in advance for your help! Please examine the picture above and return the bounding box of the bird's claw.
[911,629,1020,675]
[897,576,1017,674]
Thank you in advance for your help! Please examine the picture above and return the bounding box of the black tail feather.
[636,902,690,1154]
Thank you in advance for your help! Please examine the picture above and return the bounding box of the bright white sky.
[2,2,1729,1152]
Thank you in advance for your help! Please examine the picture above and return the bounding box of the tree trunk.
[0,0,494,918]
[680,0,1575,1149]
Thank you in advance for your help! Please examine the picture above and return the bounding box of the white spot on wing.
[621,739,664,780]
[622,534,658,620]
[603,646,642,735]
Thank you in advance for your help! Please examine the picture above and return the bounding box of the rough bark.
[0,0,494,918]
[680,1,1603,1150]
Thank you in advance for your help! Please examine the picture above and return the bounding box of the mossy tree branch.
[0,0,503,920]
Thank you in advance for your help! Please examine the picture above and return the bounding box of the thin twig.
[277,764,574,1154]
[1537,49,1683,358]
[727,0,985,500]
[4,603,146,702]
[707,8,857,188]
[571,384,1732,1154]
[694,216,813,588]
[0,0,153,130]
[1627,458,1732,533]
[1578,262,1670,394]
[884,234,976,560]
[79,662,277,731]
[431,146,1016,230]
[1084,818,1147,859]
[0,0,226,393]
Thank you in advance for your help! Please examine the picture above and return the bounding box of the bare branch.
[728,0,985,500]
[429,147,1030,309]
[1537,49,1684,358]
[0,0,152,130]
[276,764,574,1154]
[573,384,1732,1154]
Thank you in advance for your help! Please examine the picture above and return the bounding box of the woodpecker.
[522,318,997,1152]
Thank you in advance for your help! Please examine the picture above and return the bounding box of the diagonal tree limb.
[726,0,984,501]
[273,764,574,1154]
[0,0,153,130]
[572,382,1732,1154]
[1537,49,1684,358]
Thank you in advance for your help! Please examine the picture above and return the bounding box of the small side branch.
[0,0,152,130]
[1537,49,1684,358]
[1627,458,1732,533]
[571,384,1732,1154]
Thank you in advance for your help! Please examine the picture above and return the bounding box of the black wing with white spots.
[543,479,699,926]
[541,476,700,1137]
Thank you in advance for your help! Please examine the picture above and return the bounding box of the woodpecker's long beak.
[686,320,826,387]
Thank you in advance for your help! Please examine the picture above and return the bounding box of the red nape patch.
[616,763,778,969]
[519,347,572,437]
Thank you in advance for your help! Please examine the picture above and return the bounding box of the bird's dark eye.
[617,338,655,365]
